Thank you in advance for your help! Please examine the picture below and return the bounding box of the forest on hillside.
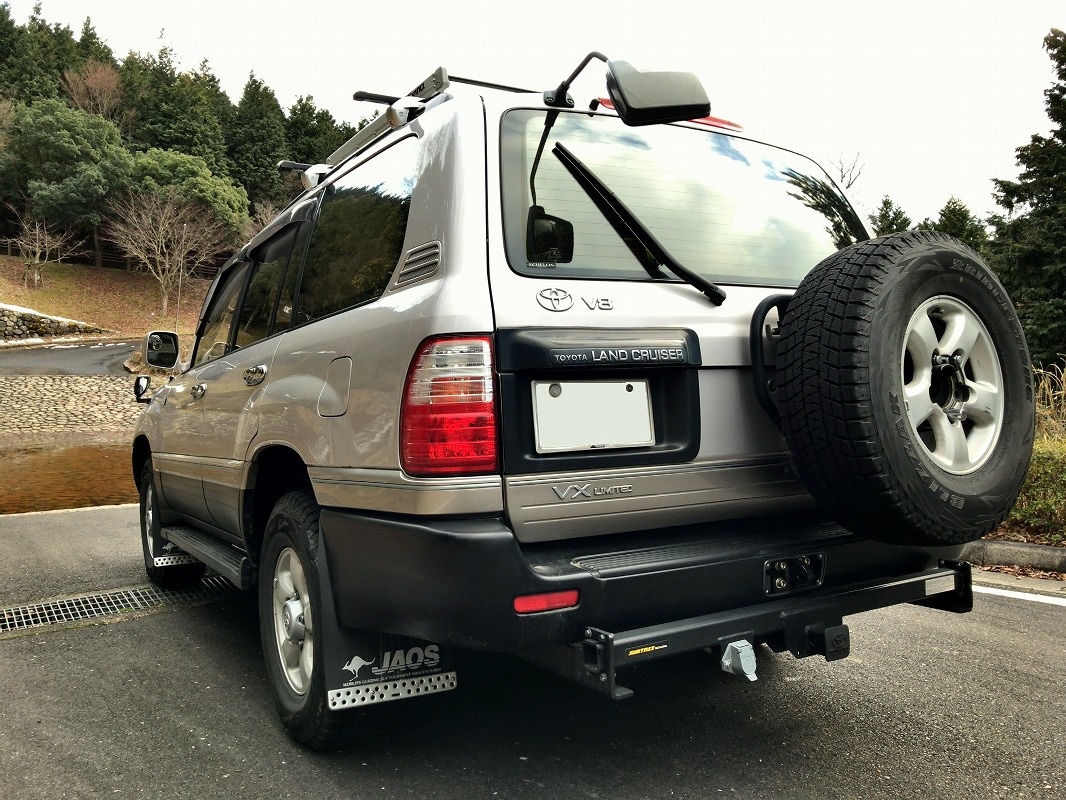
[0,2,367,313]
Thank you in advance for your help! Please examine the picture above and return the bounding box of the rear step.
[162,526,255,590]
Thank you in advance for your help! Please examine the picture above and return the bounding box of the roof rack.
[327,68,451,166]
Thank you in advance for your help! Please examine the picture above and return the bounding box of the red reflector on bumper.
[513,590,579,614]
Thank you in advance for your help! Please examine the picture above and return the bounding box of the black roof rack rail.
[449,76,535,94]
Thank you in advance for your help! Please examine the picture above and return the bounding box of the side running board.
[162,526,255,590]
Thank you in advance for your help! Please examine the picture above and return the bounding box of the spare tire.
[776,230,1035,546]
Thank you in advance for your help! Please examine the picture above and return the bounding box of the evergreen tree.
[119,48,230,176]
[987,29,1066,366]
[76,17,115,66]
[918,197,988,250]
[0,98,133,265]
[129,147,248,235]
[285,96,360,164]
[868,195,913,236]
[229,73,287,207]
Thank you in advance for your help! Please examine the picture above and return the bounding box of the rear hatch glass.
[500,110,867,287]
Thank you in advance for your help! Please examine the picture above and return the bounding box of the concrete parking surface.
[1,506,1063,799]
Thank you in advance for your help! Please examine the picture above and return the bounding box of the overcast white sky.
[9,0,1063,224]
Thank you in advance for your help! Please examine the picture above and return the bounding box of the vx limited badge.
[552,483,634,500]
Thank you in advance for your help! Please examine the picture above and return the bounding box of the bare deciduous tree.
[830,152,864,190]
[4,207,81,288]
[61,59,125,121]
[107,189,233,315]
[241,199,282,240]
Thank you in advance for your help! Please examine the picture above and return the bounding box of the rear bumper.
[318,509,969,660]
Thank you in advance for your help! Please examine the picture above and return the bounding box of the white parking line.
[974,585,1066,607]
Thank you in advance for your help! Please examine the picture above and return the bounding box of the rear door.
[198,221,309,534]
[487,106,870,543]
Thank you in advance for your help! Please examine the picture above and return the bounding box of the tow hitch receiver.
[553,563,970,700]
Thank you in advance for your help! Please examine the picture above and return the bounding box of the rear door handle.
[244,365,268,386]
[190,383,207,400]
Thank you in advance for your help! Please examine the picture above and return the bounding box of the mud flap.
[315,535,457,711]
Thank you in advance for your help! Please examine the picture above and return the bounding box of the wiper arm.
[552,142,726,306]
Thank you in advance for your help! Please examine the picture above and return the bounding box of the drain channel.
[0,576,240,634]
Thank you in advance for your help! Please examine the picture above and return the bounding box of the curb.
[962,540,1066,572]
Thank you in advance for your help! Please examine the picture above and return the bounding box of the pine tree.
[868,195,913,236]
[918,197,988,250]
[228,73,288,208]
[987,29,1066,366]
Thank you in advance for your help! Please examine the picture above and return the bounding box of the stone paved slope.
[0,375,142,437]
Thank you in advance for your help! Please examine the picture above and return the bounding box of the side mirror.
[605,60,710,126]
[133,375,152,403]
[143,330,180,369]
[526,205,575,263]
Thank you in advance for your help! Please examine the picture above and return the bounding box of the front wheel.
[139,462,205,588]
[258,491,347,749]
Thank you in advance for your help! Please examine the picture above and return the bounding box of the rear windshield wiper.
[552,142,726,306]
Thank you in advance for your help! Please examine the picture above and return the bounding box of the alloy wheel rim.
[900,295,1004,475]
[272,547,313,695]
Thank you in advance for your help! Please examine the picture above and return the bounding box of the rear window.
[500,110,867,288]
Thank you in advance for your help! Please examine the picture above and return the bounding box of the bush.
[1007,438,1066,544]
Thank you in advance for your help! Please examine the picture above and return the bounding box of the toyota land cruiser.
[132,54,1035,749]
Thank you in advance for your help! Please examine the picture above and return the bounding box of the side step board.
[162,526,255,590]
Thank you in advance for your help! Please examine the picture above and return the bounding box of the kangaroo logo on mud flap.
[342,655,376,677]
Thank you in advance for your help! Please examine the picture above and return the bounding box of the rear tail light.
[401,336,498,476]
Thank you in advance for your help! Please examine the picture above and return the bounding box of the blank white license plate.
[533,380,654,454]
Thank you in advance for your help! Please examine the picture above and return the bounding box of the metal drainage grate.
[0,575,239,633]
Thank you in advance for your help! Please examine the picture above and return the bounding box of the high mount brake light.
[595,97,743,131]
[401,336,499,476]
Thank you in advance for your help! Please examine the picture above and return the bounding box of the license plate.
[532,380,654,453]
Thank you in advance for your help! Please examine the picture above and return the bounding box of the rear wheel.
[259,490,347,749]
[776,230,1035,546]
[139,462,205,588]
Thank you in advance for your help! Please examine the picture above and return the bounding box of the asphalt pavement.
[0,339,136,375]
[0,506,1063,799]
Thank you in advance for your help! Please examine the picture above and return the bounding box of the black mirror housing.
[526,205,575,264]
[605,60,710,126]
[143,330,180,369]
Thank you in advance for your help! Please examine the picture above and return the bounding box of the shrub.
[1007,438,1066,544]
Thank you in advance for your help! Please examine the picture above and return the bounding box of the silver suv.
[132,55,1034,749]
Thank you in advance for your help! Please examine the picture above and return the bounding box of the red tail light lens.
[401,336,498,476]
[513,590,580,614]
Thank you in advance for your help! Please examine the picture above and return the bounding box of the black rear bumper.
[318,509,970,673]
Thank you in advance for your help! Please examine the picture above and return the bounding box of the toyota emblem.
[537,288,573,311]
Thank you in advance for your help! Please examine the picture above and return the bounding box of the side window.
[273,222,312,333]
[235,227,298,348]
[294,137,417,325]
[193,262,251,368]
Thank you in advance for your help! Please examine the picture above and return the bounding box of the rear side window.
[236,226,299,348]
[501,110,867,288]
[295,137,418,324]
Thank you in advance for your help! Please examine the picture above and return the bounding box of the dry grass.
[1034,364,1066,440]
[0,254,209,338]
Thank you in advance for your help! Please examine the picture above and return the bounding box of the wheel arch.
[132,435,152,491]
[244,444,315,564]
